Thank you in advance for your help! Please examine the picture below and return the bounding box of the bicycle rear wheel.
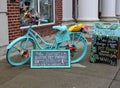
[58,32,88,63]
[6,38,36,66]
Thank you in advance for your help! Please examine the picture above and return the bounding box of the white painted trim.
[77,18,99,21]
[20,23,55,29]
[100,16,116,18]
[62,18,74,21]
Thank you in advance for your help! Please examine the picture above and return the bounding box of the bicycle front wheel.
[58,32,88,64]
[6,38,36,66]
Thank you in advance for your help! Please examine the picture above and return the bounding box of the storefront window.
[20,0,54,27]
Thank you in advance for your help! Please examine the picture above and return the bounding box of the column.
[116,0,120,19]
[0,0,9,46]
[78,0,99,24]
[101,0,117,22]
[62,0,74,25]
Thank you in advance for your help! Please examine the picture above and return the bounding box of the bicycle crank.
[20,49,29,58]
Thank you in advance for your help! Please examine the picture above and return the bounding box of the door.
[0,0,9,46]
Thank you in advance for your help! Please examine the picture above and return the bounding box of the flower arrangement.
[68,23,89,33]
[21,11,40,26]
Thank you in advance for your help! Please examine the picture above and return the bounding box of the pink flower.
[83,26,88,31]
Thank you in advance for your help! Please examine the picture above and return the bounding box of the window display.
[20,0,54,27]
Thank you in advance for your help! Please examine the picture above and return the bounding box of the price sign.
[31,50,70,68]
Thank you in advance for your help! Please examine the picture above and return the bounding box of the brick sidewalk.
[0,45,120,88]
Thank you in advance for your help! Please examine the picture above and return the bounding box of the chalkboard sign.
[90,35,118,66]
[90,22,120,66]
[30,50,70,68]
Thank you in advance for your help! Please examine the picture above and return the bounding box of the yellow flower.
[68,23,86,32]
[68,25,79,32]
[77,23,84,29]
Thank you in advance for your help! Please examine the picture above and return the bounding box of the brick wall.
[7,0,62,42]
[7,0,21,42]
[55,0,62,24]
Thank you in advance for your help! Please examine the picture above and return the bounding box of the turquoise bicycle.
[6,25,88,66]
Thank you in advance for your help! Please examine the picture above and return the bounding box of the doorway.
[72,0,78,22]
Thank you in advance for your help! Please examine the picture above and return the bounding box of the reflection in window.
[20,0,54,27]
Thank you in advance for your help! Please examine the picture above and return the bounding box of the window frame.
[20,0,55,29]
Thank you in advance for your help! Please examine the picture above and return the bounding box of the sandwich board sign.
[90,22,120,66]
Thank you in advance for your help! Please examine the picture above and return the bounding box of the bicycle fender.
[7,36,27,49]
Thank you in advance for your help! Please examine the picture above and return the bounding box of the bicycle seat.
[52,25,67,32]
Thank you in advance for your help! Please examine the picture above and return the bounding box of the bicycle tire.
[6,38,36,66]
[58,32,88,64]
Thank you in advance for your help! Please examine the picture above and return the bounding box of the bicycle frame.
[6,27,51,50]
[24,26,56,49]
[7,26,86,50]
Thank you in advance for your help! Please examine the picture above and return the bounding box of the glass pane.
[39,0,54,24]
[20,0,54,27]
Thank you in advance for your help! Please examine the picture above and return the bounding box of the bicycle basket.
[55,32,70,43]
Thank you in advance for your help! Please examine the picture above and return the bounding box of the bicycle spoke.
[71,34,75,44]
[58,32,87,63]
[12,46,21,52]
[6,38,36,66]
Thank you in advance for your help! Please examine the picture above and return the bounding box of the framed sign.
[31,50,70,68]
